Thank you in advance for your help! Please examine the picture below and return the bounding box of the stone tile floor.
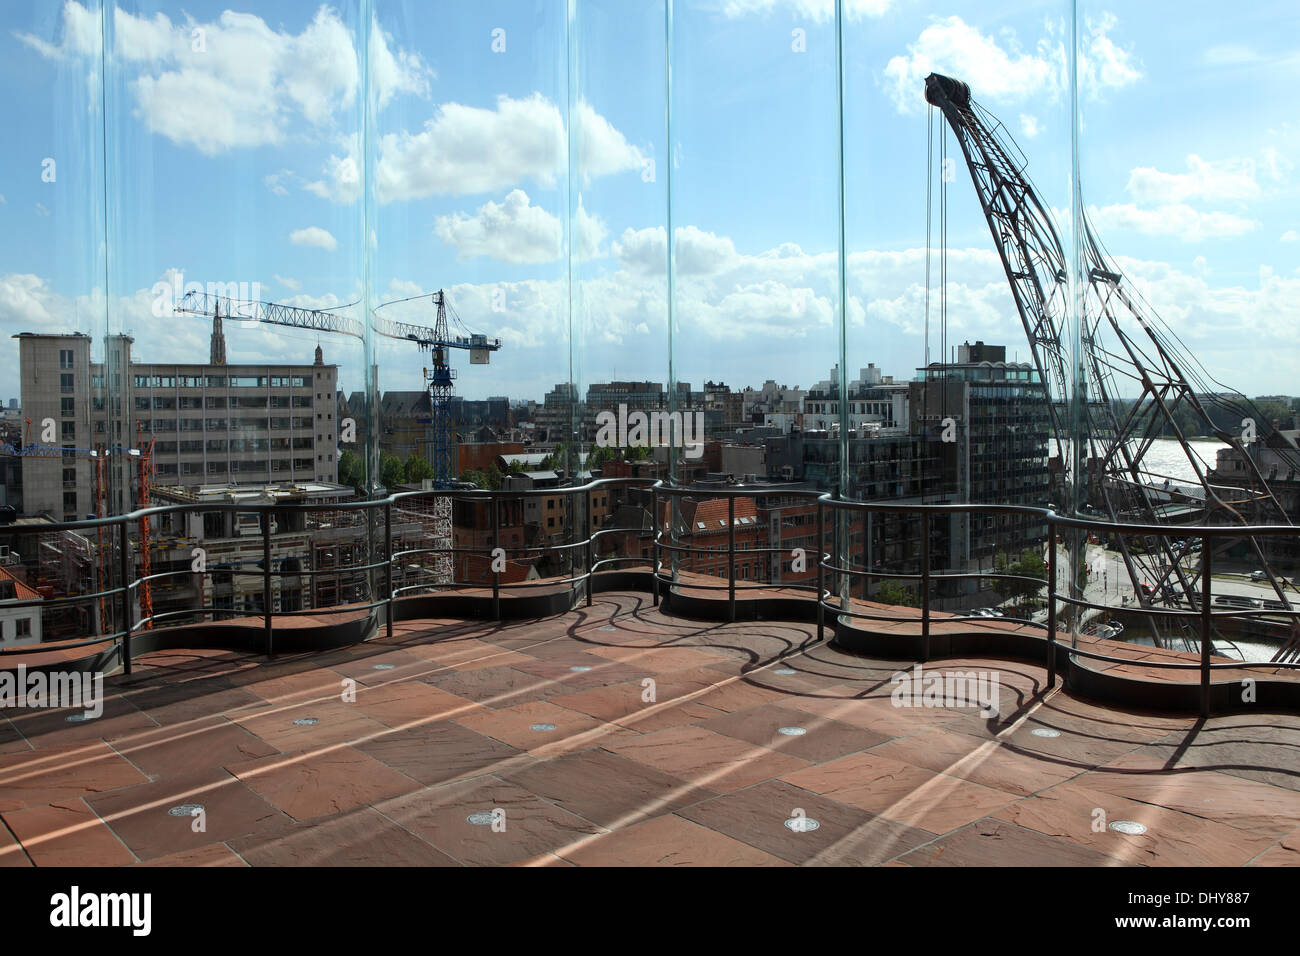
[1,591,1297,866]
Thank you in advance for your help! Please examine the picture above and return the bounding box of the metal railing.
[2,475,1299,716]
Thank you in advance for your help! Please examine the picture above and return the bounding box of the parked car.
[1250,570,1267,582]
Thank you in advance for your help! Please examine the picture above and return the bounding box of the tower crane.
[922,73,1297,656]
[175,289,501,585]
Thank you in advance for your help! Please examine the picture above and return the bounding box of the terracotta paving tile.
[603,725,811,793]
[697,703,888,763]
[231,806,458,866]
[85,767,287,862]
[354,720,530,786]
[350,680,487,728]
[897,818,1128,867]
[1075,766,1300,841]
[230,699,392,751]
[227,745,422,822]
[121,681,264,727]
[509,655,649,692]
[0,741,150,810]
[548,682,726,734]
[108,718,280,779]
[0,818,30,866]
[678,780,934,865]
[946,713,1150,769]
[2,799,136,866]
[0,716,31,756]
[327,648,434,686]
[781,750,1019,834]
[454,700,628,756]
[1096,735,1300,794]
[406,638,538,672]
[555,813,792,867]
[4,695,159,749]
[782,687,969,738]
[137,843,248,866]
[238,667,347,705]
[871,726,1083,797]
[1249,829,1300,867]
[423,665,556,709]
[375,776,604,865]
[503,748,718,828]
[585,645,734,674]
[992,780,1277,866]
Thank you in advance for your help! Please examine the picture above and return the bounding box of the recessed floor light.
[292,717,319,726]
[599,626,617,632]
[65,713,95,723]
[530,723,557,732]
[372,664,395,670]
[778,726,807,736]
[168,803,204,817]
[569,665,592,672]
[1031,728,1061,738]
[784,817,820,832]
[1109,820,1148,835]
[774,668,798,676]
[467,812,496,826]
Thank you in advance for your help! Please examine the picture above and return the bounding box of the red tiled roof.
[682,497,758,530]
[0,564,40,602]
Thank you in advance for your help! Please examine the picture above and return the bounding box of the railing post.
[118,521,132,676]
[262,510,273,659]
[384,501,393,639]
[585,490,593,608]
[816,499,825,643]
[1046,519,1057,689]
[651,487,659,604]
[1201,537,1213,719]
[491,497,501,621]
[921,511,931,663]
[727,495,736,623]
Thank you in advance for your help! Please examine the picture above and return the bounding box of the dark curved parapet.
[663,585,817,624]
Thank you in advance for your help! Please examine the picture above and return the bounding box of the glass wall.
[2,1,1296,643]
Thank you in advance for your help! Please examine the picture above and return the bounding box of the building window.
[15,619,31,637]
[63,491,77,511]
[60,373,74,394]
[61,421,75,440]
[60,397,74,417]
[59,349,74,369]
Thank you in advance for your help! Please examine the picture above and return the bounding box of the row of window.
[132,375,312,389]
[133,395,314,411]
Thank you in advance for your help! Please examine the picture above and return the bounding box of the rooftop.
[1,589,1296,866]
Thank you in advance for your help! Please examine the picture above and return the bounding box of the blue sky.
[1,0,1297,407]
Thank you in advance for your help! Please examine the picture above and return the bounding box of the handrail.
[3,474,1299,718]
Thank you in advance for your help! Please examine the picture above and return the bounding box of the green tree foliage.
[403,452,434,484]
[874,579,920,607]
[992,548,1048,606]
[379,451,404,490]
[337,449,364,489]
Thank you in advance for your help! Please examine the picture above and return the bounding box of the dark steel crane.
[923,73,1298,657]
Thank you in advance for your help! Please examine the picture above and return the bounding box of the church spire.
[210,302,226,365]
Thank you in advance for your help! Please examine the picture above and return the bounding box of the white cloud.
[305,137,362,203]
[376,95,641,203]
[1088,203,1258,241]
[1019,114,1040,139]
[1282,230,1299,243]
[289,226,339,251]
[274,274,302,291]
[719,0,894,22]
[20,4,426,157]
[882,13,1139,114]
[1126,155,1261,205]
[436,190,562,265]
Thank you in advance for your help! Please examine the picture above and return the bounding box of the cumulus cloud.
[1282,230,1299,242]
[1088,203,1258,241]
[882,13,1139,115]
[1126,155,1262,205]
[719,0,894,23]
[436,190,562,265]
[289,226,339,251]
[375,94,642,204]
[19,3,426,156]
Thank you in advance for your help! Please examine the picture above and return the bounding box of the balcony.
[1,478,1298,869]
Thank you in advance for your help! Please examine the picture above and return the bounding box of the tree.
[874,580,919,607]
[993,548,1047,608]
[403,452,433,485]
[337,449,364,489]
[379,451,404,490]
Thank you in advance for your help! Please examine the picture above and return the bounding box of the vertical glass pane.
[844,1,1071,619]
[370,1,569,596]
[570,0,668,590]
[3,1,108,641]
[667,0,841,595]
[102,1,368,624]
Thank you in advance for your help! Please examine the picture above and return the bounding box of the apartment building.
[17,322,339,521]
